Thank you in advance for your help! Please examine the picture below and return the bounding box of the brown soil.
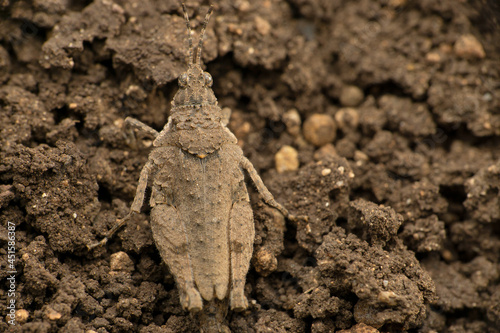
[1,0,499,332]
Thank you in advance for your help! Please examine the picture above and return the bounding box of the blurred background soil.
[0,0,499,332]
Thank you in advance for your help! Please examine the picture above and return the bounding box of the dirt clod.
[338,323,380,333]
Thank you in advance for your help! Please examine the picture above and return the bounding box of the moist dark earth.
[1,0,499,332]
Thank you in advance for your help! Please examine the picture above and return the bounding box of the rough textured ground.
[0,0,499,332]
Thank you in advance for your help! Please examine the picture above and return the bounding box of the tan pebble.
[113,118,124,128]
[46,307,62,321]
[340,85,364,107]
[303,114,336,146]
[237,1,251,11]
[110,251,134,272]
[441,249,454,261]
[335,107,359,129]
[275,145,299,173]
[321,168,332,176]
[68,103,77,109]
[439,43,452,54]
[236,122,251,139]
[253,247,277,275]
[454,34,485,59]
[254,16,271,36]
[16,309,29,324]
[354,150,369,162]
[313,143,337,161]
[378,291,399,306]
[86,331,99,333]
[425,52,441,63]
[282,109,301,136]
[125,84,145,97]
[227,23,243,35]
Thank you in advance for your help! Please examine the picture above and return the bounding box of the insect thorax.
[152,104,235,157]
[171,104,222,130]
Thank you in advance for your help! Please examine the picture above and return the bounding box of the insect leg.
[88,160,154,250]
[124,117,159,138]
[240,156,298,221]
[124,117,159,149]
[228,199,254,311]
[150,204,203,312]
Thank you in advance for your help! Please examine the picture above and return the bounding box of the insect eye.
[204,72,213,87]
[179,73,188,87]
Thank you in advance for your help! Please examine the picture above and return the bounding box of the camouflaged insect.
[90,4,300,332]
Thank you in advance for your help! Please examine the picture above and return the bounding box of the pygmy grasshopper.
[89,4,301,329]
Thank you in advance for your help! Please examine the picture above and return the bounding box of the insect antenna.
[195,5,214,65]
[181,3,194,65]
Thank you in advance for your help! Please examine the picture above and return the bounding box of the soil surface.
[1,0,499,332]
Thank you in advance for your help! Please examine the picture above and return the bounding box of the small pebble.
[275,145,299,173]
[454,34,485,59]
[303,114,336,147]
[335,107,360,130]
[425,52,441,63]
[313,143,337,161]
[253,247,277,275]
[378,291,398,306]
[439,43,452,54]
[254,16,271,36]
[441,249,454,262]
[340,85,364,107]
[321,168,332,176]
[237,1,251,12]
[16,309,29,324]
[354,150,369,162]
[125,84,146,100]
[46,307,62,321]
[110,251,134,272]
[282,109,301,136]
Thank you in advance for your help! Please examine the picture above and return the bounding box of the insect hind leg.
[151,204,203,312]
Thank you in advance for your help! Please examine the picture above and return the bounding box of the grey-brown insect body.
[148,53,257,310]
[90,5,301,330]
